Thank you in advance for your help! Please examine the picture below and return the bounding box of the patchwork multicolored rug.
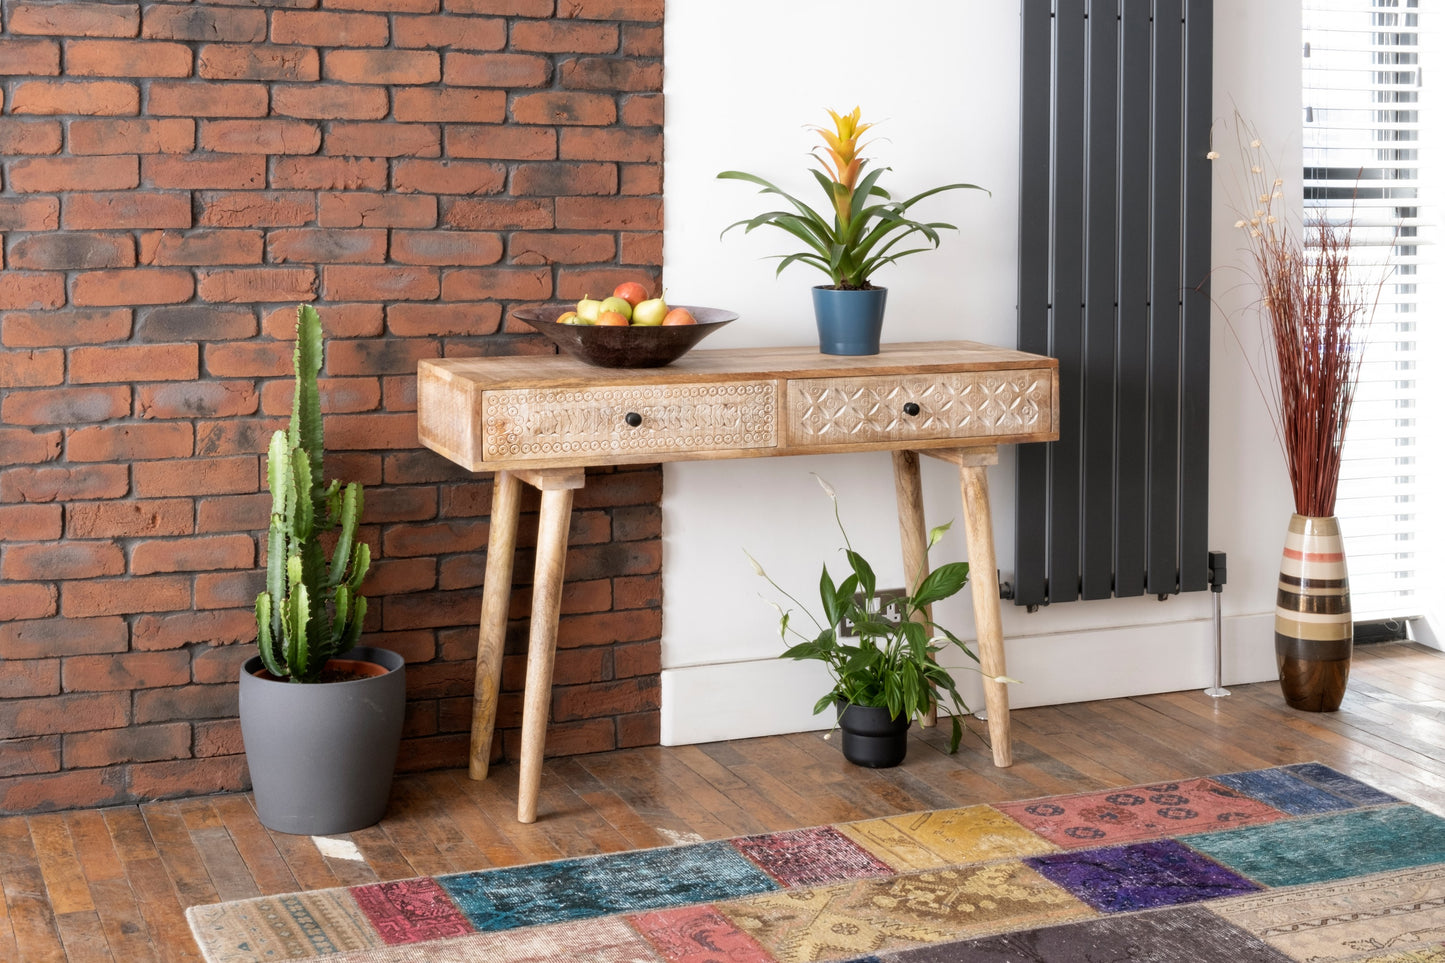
[187,763,1445,962]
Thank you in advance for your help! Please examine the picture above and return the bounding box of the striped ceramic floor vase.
[1275,513,1352,712]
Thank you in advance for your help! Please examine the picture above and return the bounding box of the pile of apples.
[558,282,697,327]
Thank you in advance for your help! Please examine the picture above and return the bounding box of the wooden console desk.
[417,341,1059,822]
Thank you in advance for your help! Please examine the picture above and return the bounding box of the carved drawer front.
[786,370,1054,446]
[482,381,777,462]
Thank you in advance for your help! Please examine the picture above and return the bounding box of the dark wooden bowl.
[511,305,737,368]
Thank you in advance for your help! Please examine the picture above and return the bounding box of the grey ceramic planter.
[812,285,888,355]
[239,646,405,835]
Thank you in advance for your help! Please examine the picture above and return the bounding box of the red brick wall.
[0,0,665,814]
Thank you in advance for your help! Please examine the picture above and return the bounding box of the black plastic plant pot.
[239,646,405,835]
[835,699,911,768]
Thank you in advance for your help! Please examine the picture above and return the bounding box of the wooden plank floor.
[4,640,1445,962]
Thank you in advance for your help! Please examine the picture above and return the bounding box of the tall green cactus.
[254,305,371,683]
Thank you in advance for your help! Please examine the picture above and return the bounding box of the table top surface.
[419,340,1059,390]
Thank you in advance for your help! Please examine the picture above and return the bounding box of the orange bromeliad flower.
[811,106,873,224]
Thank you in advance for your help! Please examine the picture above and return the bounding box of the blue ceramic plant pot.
[812,286,888,356]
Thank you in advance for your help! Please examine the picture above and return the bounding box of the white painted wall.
[1412,14,1445,653]
[659,1,1304,744]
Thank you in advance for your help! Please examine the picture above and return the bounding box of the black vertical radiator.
[1014,0,1213,607]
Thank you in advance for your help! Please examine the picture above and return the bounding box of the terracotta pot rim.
[247,655,396,684]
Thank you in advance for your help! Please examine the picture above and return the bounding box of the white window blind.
[1303,0,1423,621]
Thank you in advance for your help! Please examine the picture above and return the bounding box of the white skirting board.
[660,611,1282,747]
[1410,615,1443,651]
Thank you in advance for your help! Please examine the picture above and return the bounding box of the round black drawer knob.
[624,411,643,427]
[903,402,921,416]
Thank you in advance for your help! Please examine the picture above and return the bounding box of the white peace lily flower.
[744,549,766,578]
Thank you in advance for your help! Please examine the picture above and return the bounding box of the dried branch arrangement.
[1218,121,1389,518]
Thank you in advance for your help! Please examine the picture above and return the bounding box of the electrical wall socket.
[839,588,908,637]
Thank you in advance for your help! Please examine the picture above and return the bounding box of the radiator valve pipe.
[1206,551,1229,698]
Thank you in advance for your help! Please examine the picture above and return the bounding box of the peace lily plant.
[747,475,1014,754]
[718,107,987,289]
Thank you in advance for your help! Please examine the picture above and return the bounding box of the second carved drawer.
[786,370,1055,447]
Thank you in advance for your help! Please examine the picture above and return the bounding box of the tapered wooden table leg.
[516,483,576,824]
[892,450,936,728]
[958,462,1012,767]
[470,471,521,780]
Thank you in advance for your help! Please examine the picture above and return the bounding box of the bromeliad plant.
[254,305,371,684]
[747,475,991,753]
[718,107,987,290]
